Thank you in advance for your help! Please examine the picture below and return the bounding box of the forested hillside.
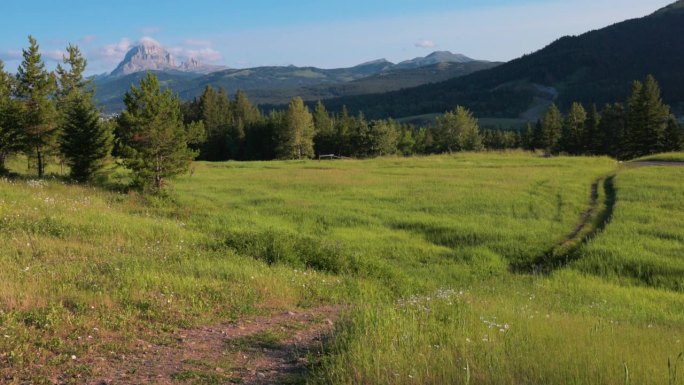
[321,1,684,119]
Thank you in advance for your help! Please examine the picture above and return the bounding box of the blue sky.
[0,0,673,74]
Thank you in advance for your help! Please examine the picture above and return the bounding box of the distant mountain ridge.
[319,0,684,120]
[94,48,495,112]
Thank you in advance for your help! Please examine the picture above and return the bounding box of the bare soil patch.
[88,305,343,385]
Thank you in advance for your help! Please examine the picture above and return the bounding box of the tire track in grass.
[517,160,684,274]
[513,174,617,274]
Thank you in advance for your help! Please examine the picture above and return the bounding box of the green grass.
[1,152,683,384]
[636,152,684,162]
[572,166,684,290]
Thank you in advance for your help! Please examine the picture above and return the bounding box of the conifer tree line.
[184,75,682,161]
[521,75,683,159]
[0,37,201,192]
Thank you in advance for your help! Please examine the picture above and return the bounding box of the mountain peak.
[395,51,477,69]
[110,39,177,76]
[110,39,226,76]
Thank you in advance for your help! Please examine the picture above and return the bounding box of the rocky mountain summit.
[110,38,225,76]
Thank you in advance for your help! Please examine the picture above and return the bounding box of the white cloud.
[414,39,436,49]
[98,37,131,64]
[80,35,97,44]
[169,46,222,62]
[45,49,67,62]
[169,39,222,62]
[1,49,23,61]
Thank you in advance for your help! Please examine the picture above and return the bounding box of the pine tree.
[14,36,58,177]
[57,45,114,183]
[532,119,543,151]
[227,89,258,159]
[198,86,231,160]
[583,104,601,154]
[558,102,586,154]
[599,103,626,158]
[56,44,88,102]
[0,60,24,172]
[60,98,113,182]
[625,75,671,158]
[333,105,351,156]
[539,104,562,154]
[117,73,200,191]
[522,122,535,151]
[664,116,682,152]
[312,101,334,155]
[275,97,315,159]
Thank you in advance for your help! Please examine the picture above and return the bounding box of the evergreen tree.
[333,105,351,156]
[275,97,315,159]
[117,73,200,191]
[522,122,535,151]
[227,89,258,159]
[57,45,113,182]
[14,36,58,177]
[598,103,626,158]
[198,86,231,160]
[539,104,562,154]
[625,75,670,158]
[664,116,683,152]
[0,61,24,172]
[55,44,88,102]
[312,101,335,155]
[59,97,113,182]
[584,104,601,155]
[558,102,586,154]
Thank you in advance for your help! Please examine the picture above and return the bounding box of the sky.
[0,0,674,75]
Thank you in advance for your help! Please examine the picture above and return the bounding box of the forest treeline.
[1,37,683,192]
[183,74,682,161]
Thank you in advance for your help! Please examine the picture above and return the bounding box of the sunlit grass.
[1,152,683,384]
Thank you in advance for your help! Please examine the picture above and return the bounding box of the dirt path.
[88,305,343,385]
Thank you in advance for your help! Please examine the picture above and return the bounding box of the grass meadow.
[0,152,683,384]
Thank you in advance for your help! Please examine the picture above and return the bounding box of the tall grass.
[2,153,682,384]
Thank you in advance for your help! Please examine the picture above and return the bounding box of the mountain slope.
[320,1,684,119]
